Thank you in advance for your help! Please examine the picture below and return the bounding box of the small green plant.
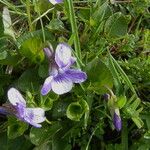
[0,0,149,149]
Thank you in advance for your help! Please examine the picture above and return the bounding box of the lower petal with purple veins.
[23,108,46,128]
[16,103,25,119]
[65,69,87,83]
[41,76,53,95]
[51,73,73,95]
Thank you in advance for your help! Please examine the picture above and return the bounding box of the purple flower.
[113,108,122,131]
[103,93,110,101]
[0,88,46,128]
[49,0,63,5]
[41,43,87,95]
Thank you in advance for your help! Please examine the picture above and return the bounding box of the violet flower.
[113,108,122,131]
[103,93,110,101]
[0,88,46,128]
[41,43,87,95]
[49,0,63,5]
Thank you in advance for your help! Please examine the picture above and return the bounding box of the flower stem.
[26,0,33,31]
[45,118,52,125]
[34,0,45,42]
[121,119,128,150]
[65,0,82,65]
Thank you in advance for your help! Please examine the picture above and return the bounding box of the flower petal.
[16,103,25,119]
[55,43,72,68]
[43,47,53,59]
[51,73,73,95]
[113,109,122,131]
[0,107,8,115]
[7,88,26,106]
[65,69,87,83]
[61,57,76,71]
[23,108,46,128]
[49,63,58,76]
[49,0,63,5]
[41,76,53,95]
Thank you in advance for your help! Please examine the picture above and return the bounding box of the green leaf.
[17,29,55,63]
[40,92,59,110]
[86,58,113,94]
[116,96,127,109]
[52,129,72,150]
[30,122,61,146]
[77,9,90,22]
[52,100,69,119]
[142,112,150,130]
[130,98,141,111]
[46,19,65,32]
[0,132,32,150]
[2,7,15,40]
[34,141,52,150]
[0,52,20,65]
[41,97,53,111]
[143,29,150,50]
[0,51,7,60]
[0,14,4,37]
[108,53,122,94]
[109,53,137,96]
[34,0,52,14]
[144,130,150,139]
[7,117,28,139]
[17,29,54,48]
[66,100,89,121]
[123,95,144,128]
[0,38,8,61]
[17,69,41,92]
[38,63,49,78]
[67,102,83,121]
[91,1,112,26]
[104,12,129,38]
[132,117,144,129]
[19,37,44,63]
[79,99,89,112]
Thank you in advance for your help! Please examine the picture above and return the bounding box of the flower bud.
[113,108,122,131]
[43,47,53,60]
[103,93,110,101]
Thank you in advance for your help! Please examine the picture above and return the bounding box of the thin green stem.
[121,119,128,150]
[111,55,137,96]
[31,7,54,24]
[65,0,82,66]
[34,0,46,42]
[85,124,99,150]
[39,18,45,42]
[0,0,26,16]
[108,50,122,94]
[84,93,94,129]
[26,0,33,31]
[46,118,52,125]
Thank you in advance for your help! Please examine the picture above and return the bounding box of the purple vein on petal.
[41,76,53,95]
[65,69,87,83]
[51,73,73,95]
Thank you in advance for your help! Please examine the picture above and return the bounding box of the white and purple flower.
[41,43,87,95]
[49,0,63,5]
[0,88,46,128]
